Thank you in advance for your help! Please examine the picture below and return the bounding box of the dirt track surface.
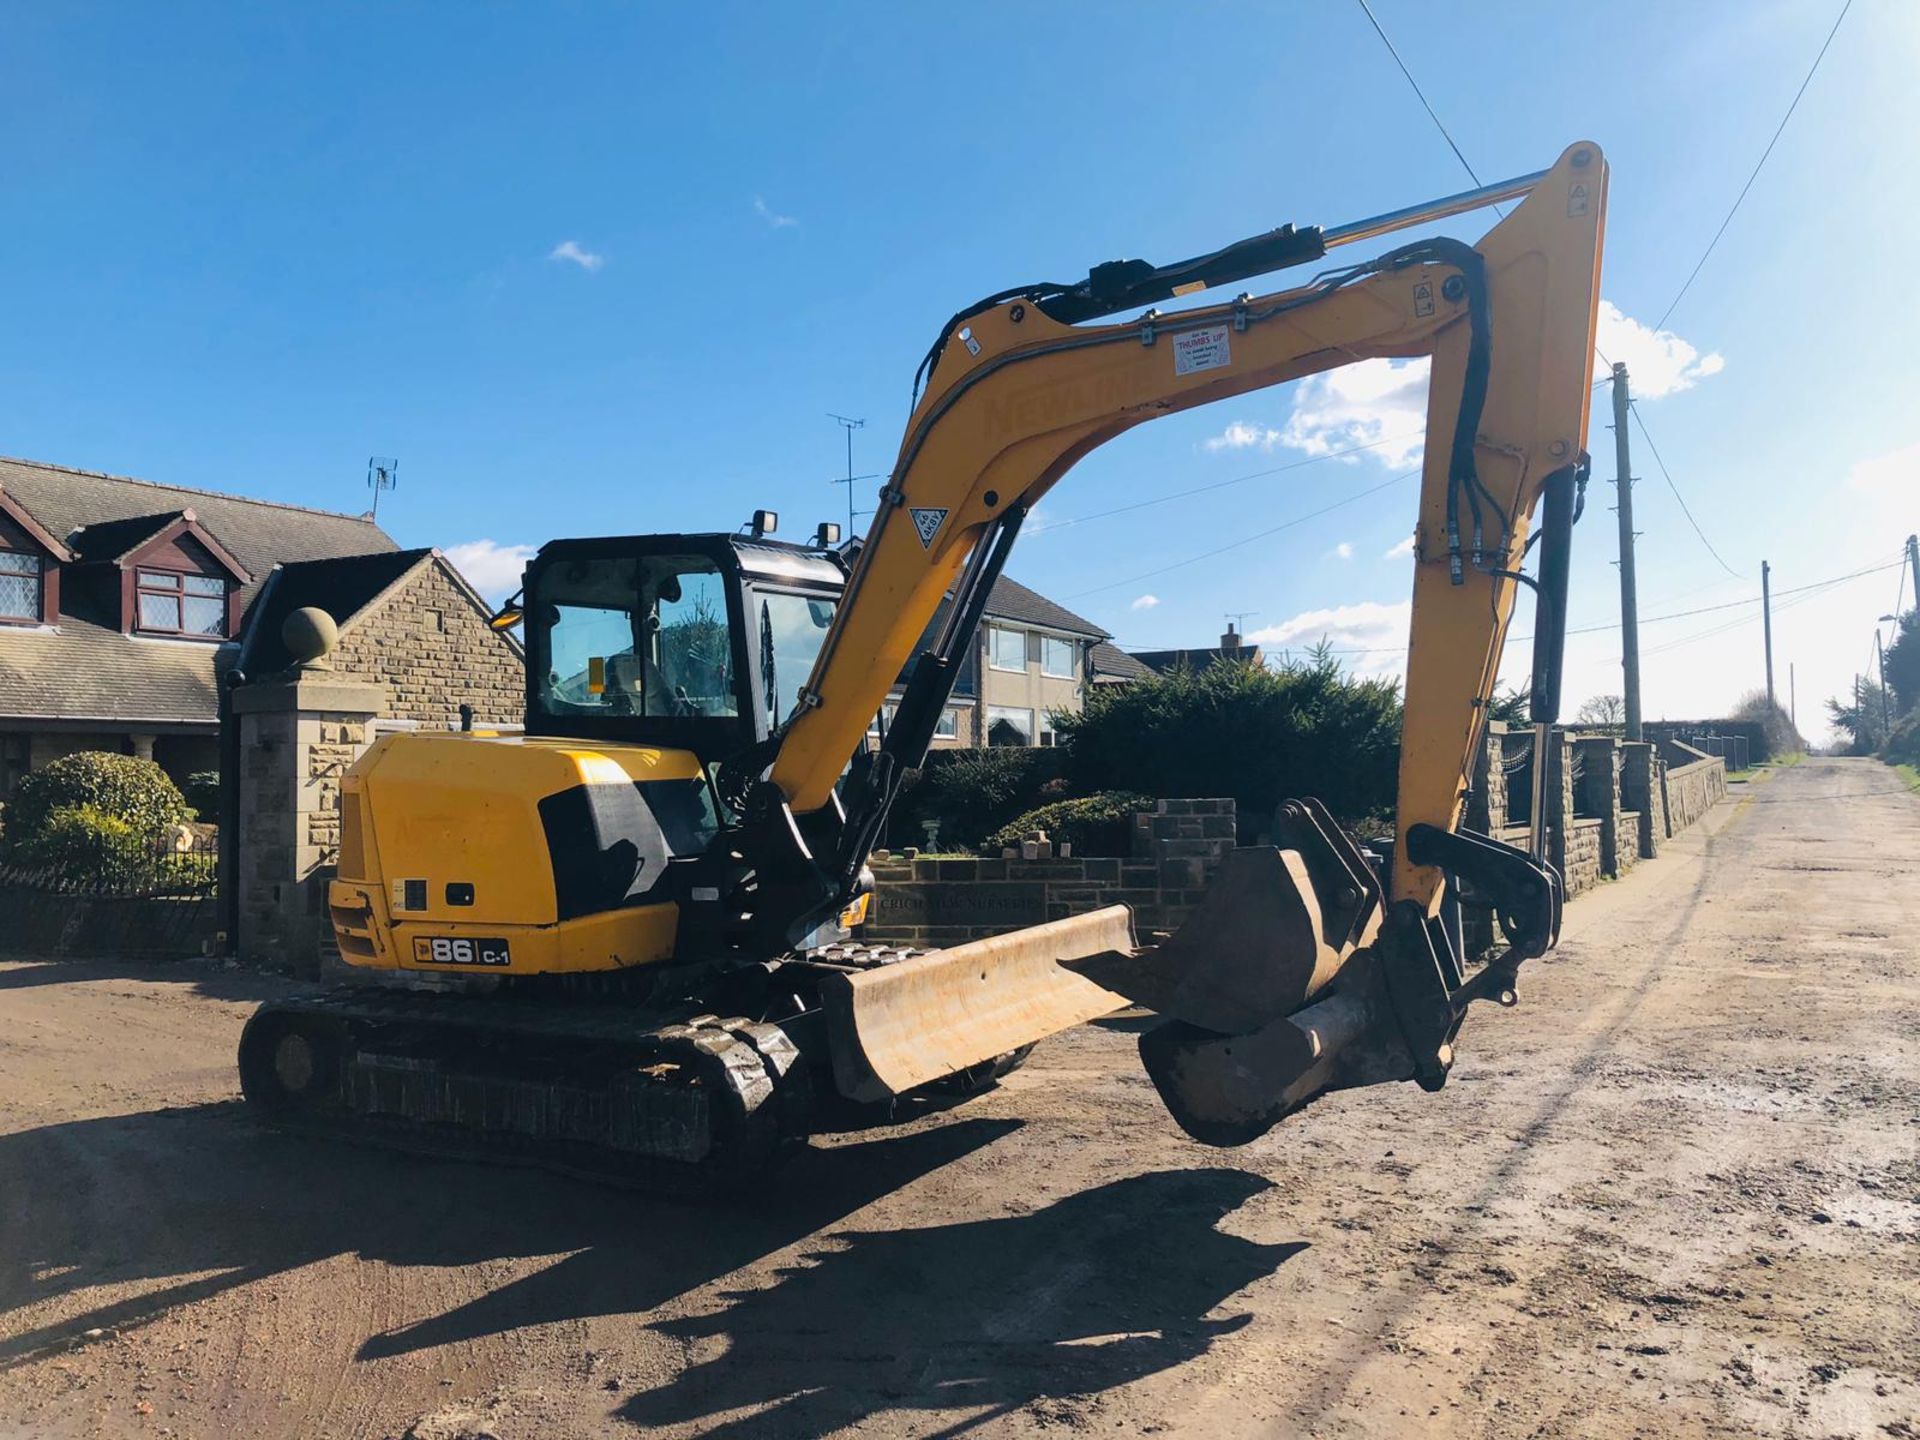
[2,757,1916,1439]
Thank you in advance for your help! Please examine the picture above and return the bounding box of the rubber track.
[238,988,799,1197]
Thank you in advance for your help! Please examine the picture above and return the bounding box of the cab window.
[536,554,739,718]
[756,589,836,727]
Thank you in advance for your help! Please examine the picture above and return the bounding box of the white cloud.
[1130,594,1160,610]
[444,540,536,602]
[1384,534,1416,560]
[1279,358,1430,469]
[1848,440,1920,499]
[1203,420,1285,453]
[1248,599,1411,679]
[753,196,798,229]
[547,240,604,272]
[1332,542,1354,560]
[1593,301,1723,398]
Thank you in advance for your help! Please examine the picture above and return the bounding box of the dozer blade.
[820,906,1133,1103]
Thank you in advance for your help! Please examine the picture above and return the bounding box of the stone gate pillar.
[232,676,382,975]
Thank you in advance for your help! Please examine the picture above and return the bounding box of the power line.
[1029,430,1419,535]
[1654,0,1852,330]
[1278,556,1903,658]
[1627,399,1743,578]
[1351,0,1501,216]
[1065,468,1419,599]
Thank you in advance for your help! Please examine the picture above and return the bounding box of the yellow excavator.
[238,143,1608,1191]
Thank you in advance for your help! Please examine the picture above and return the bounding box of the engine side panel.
[329,730,710,975]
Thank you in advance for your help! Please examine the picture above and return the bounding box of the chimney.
[1221,622,1241,654]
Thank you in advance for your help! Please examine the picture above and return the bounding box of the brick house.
[1129,622,1264,676]
[0,456,397,796]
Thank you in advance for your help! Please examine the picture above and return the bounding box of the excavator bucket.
[1065,799,1412,1145]
[820,905,1134,1104]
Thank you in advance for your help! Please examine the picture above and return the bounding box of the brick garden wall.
[864,799,1236,946]
[329,559,524,728]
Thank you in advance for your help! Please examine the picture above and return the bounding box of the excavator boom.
[700,146,1606,1139]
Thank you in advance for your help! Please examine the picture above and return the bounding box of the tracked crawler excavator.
[237,143,1608,1192]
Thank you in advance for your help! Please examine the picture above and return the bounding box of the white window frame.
[135,568,227,638]
[934,706,959,740]
[988,625,1027,673]
[1039,715,1058,748]
[987,705,1035,746]
[1040,634,1075,679]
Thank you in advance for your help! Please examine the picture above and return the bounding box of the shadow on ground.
[0,1100,1014,1369]
[1,1096,1298,1436]
[617,1166,1302,1438]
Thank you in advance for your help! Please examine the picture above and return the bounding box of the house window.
[1040,635,1075,679]
[987,705,1035,746]
[870,704,960,740]
[0,551,43,622]
[136,569,227,637]
[988,626,1027,672]
[1039,716,1058,748]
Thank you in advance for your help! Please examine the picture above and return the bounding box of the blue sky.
[4,2,1914,737]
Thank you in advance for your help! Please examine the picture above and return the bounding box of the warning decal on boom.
[910,508,948,548]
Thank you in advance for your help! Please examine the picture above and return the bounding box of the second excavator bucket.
[1066,799,1419,1146]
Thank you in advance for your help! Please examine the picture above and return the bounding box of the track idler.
[1065,799,1562,1146]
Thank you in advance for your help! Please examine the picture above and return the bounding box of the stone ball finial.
[282,606,339,668]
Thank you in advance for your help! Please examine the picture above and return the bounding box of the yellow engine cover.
[327,730,713,977]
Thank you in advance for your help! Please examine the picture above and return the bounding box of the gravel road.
[2,757,1915,1439]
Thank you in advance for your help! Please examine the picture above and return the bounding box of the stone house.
[236,548,524,727]
[0,455,396,797]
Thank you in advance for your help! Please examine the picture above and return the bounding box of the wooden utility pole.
[1610,364,1642,740]
[1761,559,1775,709]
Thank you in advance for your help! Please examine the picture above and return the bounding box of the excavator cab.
[514,528,849,764]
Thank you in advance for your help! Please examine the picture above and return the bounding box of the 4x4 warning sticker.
[910,507,948,548]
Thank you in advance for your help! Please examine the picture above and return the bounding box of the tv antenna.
[828,414,881,533]
[366,456,399,520]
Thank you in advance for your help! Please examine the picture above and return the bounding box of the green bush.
[183,769,222,820]
[5,751,190,851]
[1884,710,1920,767]
[13,804,153,881]
[987,790,1153,856]
[885,745,1065,852]
[1054,648,1403,832]
[1729,691,1805,761]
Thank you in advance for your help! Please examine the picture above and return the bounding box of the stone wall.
[1663,743,1729,833]
[232,676,380,974]
[864,798,1236,946]
[1620,741,1665,859]
[329,558,524,728]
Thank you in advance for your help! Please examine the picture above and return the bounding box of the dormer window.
[136,569,228,637]
[0,550,44,622]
